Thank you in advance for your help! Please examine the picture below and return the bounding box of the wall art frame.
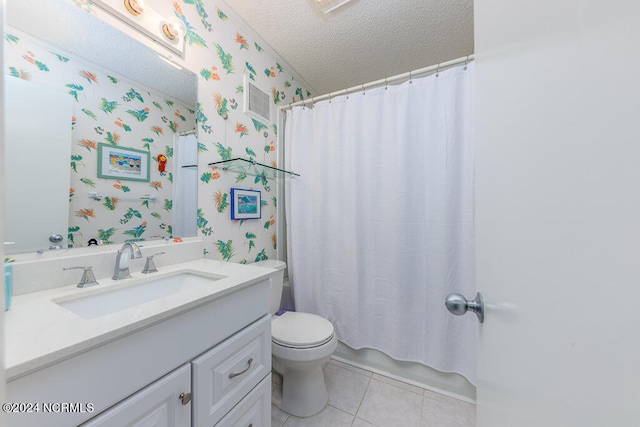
[230,188,262,220]
[97,143,150,182]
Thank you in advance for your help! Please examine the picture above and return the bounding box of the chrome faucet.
[112,242,142,280]
[63,266,99,288]
[141,252,165,274]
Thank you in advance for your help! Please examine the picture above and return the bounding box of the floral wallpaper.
[95,1,311,263]
[5,1,311,263]
[4,28,197,247]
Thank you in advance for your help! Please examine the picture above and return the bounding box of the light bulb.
[123,0,144,16]
[162,16,184,41]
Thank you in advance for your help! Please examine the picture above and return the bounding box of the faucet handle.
[141,252,165,274]
[63,266,99,288]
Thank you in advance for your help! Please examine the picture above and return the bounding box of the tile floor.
[271,358,476,427]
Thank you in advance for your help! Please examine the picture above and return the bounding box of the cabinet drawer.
[82,364,191,427]
[192,315,271,427]
[216,374,271,427]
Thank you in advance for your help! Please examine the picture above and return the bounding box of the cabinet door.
[82,364,191,426]
[192,315,271,427]
[216,374,271,427]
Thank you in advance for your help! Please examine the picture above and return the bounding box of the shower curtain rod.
[280,54,474,111]
[178,129,197,136]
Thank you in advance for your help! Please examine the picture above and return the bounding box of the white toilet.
[254,259,337,417]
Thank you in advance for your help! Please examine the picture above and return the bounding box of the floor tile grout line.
[419,388,425,426]
[329,360,374,382]
[276,360,475,426]
[330,356,475,405]
[332,357,430,399]
[325,360,374,419]
[371,372,426,398]
[329,359,373,380]
[351,375,373,426]
[323,403,358,425]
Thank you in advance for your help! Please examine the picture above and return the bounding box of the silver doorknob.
[445,292,484,323]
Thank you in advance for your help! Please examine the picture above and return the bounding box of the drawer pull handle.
[229,358,253,379]
[179,392,192,405]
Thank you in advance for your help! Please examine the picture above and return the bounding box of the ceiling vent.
[243,75,273,124]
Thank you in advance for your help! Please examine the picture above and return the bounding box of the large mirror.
[4,0,198,254]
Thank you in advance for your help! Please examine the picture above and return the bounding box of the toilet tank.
[253,259,286,314]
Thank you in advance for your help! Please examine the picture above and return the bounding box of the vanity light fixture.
[316,0,353,14]
[161,16,185,41]
[123,0,144,16]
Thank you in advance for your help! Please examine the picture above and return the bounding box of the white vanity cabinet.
[216,375,272,427]
[6,276,272,427]
[82,316,271,427]
[192,315,271,426]
[81,364,192,426]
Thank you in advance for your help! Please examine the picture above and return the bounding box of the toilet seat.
[272,312,335,349]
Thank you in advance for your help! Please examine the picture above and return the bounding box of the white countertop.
[4,259,274,380]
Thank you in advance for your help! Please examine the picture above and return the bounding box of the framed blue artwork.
[230,188,261,220]
[97,143,150,182]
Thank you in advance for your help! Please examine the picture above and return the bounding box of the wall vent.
[243,75,272,123]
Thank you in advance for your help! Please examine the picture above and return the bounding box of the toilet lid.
[272,312,335,348]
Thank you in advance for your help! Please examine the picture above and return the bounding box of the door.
[81,364,191,426]
[474,0,640,426]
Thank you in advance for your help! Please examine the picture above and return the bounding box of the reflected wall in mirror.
[4,0,198,254]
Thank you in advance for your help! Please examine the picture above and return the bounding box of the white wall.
[475,0,640,425]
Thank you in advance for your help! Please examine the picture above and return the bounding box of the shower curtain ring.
[436,63,440,77]
[409,70,412,83]
[346,88,349,99]
[362,84,365,95]
[464,55,469,70]
[385,77,388,90]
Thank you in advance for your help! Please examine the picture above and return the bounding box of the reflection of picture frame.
[230,188,261,220]
[97,143,150,182]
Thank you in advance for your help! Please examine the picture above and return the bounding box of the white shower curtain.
[173,133,198,238]
[284,63,476,383]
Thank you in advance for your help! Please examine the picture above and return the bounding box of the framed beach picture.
[230,188,262,220]
[97,143,150,182]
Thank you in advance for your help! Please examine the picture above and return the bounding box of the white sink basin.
[55,272,224,319]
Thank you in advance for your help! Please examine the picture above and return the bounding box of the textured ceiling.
[6,0,472,103]
[221,0,474,95]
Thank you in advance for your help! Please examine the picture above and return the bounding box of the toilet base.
[270,318,337,417]
[273,363,329,417]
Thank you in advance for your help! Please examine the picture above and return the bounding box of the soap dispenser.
[4,262,13,311]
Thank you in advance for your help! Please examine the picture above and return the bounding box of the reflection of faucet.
[112,242,142,280]
[49,234,64,250]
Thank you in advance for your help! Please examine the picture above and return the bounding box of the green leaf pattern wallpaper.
[4,28,197,247]
[170,0,311,263]
[4,1,311,263]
